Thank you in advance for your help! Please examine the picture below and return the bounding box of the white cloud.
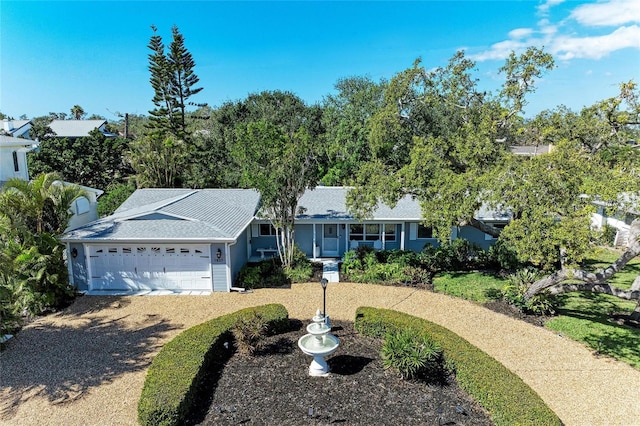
[570,0,640,27]
[509,28,534,39]
[538,0,565,16]
[551,25,640,60]
[471,1,640,62]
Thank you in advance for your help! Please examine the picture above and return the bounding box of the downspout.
[65,242,74,286]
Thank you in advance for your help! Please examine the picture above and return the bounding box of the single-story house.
[48,119,117,139]
[62,186,508,294]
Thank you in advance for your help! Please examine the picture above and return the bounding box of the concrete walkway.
[1,283,639,425]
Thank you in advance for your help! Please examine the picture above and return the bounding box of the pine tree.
[146,25,203,139]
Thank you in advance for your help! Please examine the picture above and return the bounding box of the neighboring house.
[509,144,553,157]
[1,119,33,139]
[591,198,638,247]
[0,134,38,186]
[48,119,117,139]
[62,187,509,294]
[0,135,102,230]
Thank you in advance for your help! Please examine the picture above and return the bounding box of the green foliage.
[503,269,556,315]
[147,25,203,140]
[28,130,133,190]
[381,328,443,380]
[596,224,618,247]
[128,134,190,188]
[97,182,136,217]
[231,312,270,356]
[231,92,324,267]
[138,304,288,426]
[235,259,290,289]
[355,307,562,426]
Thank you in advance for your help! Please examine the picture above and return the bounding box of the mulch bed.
[191,320,492,425]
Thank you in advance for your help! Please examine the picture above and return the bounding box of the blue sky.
[1,0,639,120]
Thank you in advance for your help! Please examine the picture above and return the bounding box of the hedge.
[138,304,289,426]
[354,307,562,426]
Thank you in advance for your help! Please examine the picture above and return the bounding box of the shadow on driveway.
[0,296,181,420]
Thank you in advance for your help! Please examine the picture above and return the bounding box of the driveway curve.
[1,283,638,426]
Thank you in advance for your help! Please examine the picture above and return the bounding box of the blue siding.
[230,229,249,285]
[294,224,314,257]
[70,243,88,291]
[211,243,228,292]
[457,225,495,250]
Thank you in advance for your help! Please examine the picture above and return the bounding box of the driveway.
[1,283,639,425]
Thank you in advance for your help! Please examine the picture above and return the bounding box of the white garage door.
[88,245,212,291]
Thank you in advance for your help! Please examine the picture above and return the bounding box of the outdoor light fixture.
[320,278,328,318]
[216,248,222,260]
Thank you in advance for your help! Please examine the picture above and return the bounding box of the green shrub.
[381,328,443,380]
[355,307,561,426]
[504,269,556,315]
[231,312,270,355]
[235,259,290,289]
[138,304,289,426]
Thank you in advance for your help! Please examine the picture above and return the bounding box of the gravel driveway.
[1,282,639,426]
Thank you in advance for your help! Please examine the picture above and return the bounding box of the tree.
[231,91,324,268]
[28,129,133,190]
[0,173,87,315]
[128,133,189,188]
[347,48,554,241]
[494,82,640,317]
[70,105,86,120]
[147,25,203,140]
[321,76,386,185]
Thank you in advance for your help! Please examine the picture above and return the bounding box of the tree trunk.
[524,219,640,301]
[466,217,502,238]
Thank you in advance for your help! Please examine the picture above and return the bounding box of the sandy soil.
[1,282,639,426]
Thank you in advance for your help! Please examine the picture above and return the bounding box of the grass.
[431,247,640,370]
[433,271,506,302]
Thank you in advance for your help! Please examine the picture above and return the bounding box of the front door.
[323,224,339,257]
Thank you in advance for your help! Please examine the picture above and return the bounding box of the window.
[151,247,161,253]
[384,224,396,241]
[75,197,90,215]
[165,247,175,254]
[108,247,118,253]
[12,151,19,172]
[137,247,146,253]
[365,224,380,241]
[417,225,433,239]
[259,224,277,236]
[180,248,190,253]
[349,224,364,241]
[122,247,132,254]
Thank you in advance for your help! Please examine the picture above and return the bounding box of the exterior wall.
[294,224,314,257]
[250,223,278,258]
[403,221,439,252]
[230,229,249,286]
[211,243,228,292]
[457,225,495,250]
[0,148,30,182]
[69,243,89,291]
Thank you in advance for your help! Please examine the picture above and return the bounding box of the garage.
[88,244,212,291]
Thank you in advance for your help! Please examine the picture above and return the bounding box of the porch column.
[400,223,405,250]
[312,224,317,260]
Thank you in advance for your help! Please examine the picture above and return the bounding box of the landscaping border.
[354,306,562,426]
[137,304,289,426]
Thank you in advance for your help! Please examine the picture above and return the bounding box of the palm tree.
[1,173,87,235]
[70,105,86,120]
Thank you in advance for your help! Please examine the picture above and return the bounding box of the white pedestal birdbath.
[298,309,340,377]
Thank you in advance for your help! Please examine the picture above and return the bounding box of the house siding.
[211,244,228,292]
[230,229,249,286]
[294,224,315,257]
[457,225,495,250]
[70,243,89,291]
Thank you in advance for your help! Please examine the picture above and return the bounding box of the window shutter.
[251,224,259,237]
[409,223,417,240]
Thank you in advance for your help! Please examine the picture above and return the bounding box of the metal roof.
[294,186,423,221]
[62,189,261,242]
[48,120,112,138]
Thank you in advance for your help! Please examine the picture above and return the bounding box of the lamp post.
[320,278,328,320]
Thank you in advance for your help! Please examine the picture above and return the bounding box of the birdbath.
[297,309,340,376]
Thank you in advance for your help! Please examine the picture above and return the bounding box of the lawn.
[431,247,640,370]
